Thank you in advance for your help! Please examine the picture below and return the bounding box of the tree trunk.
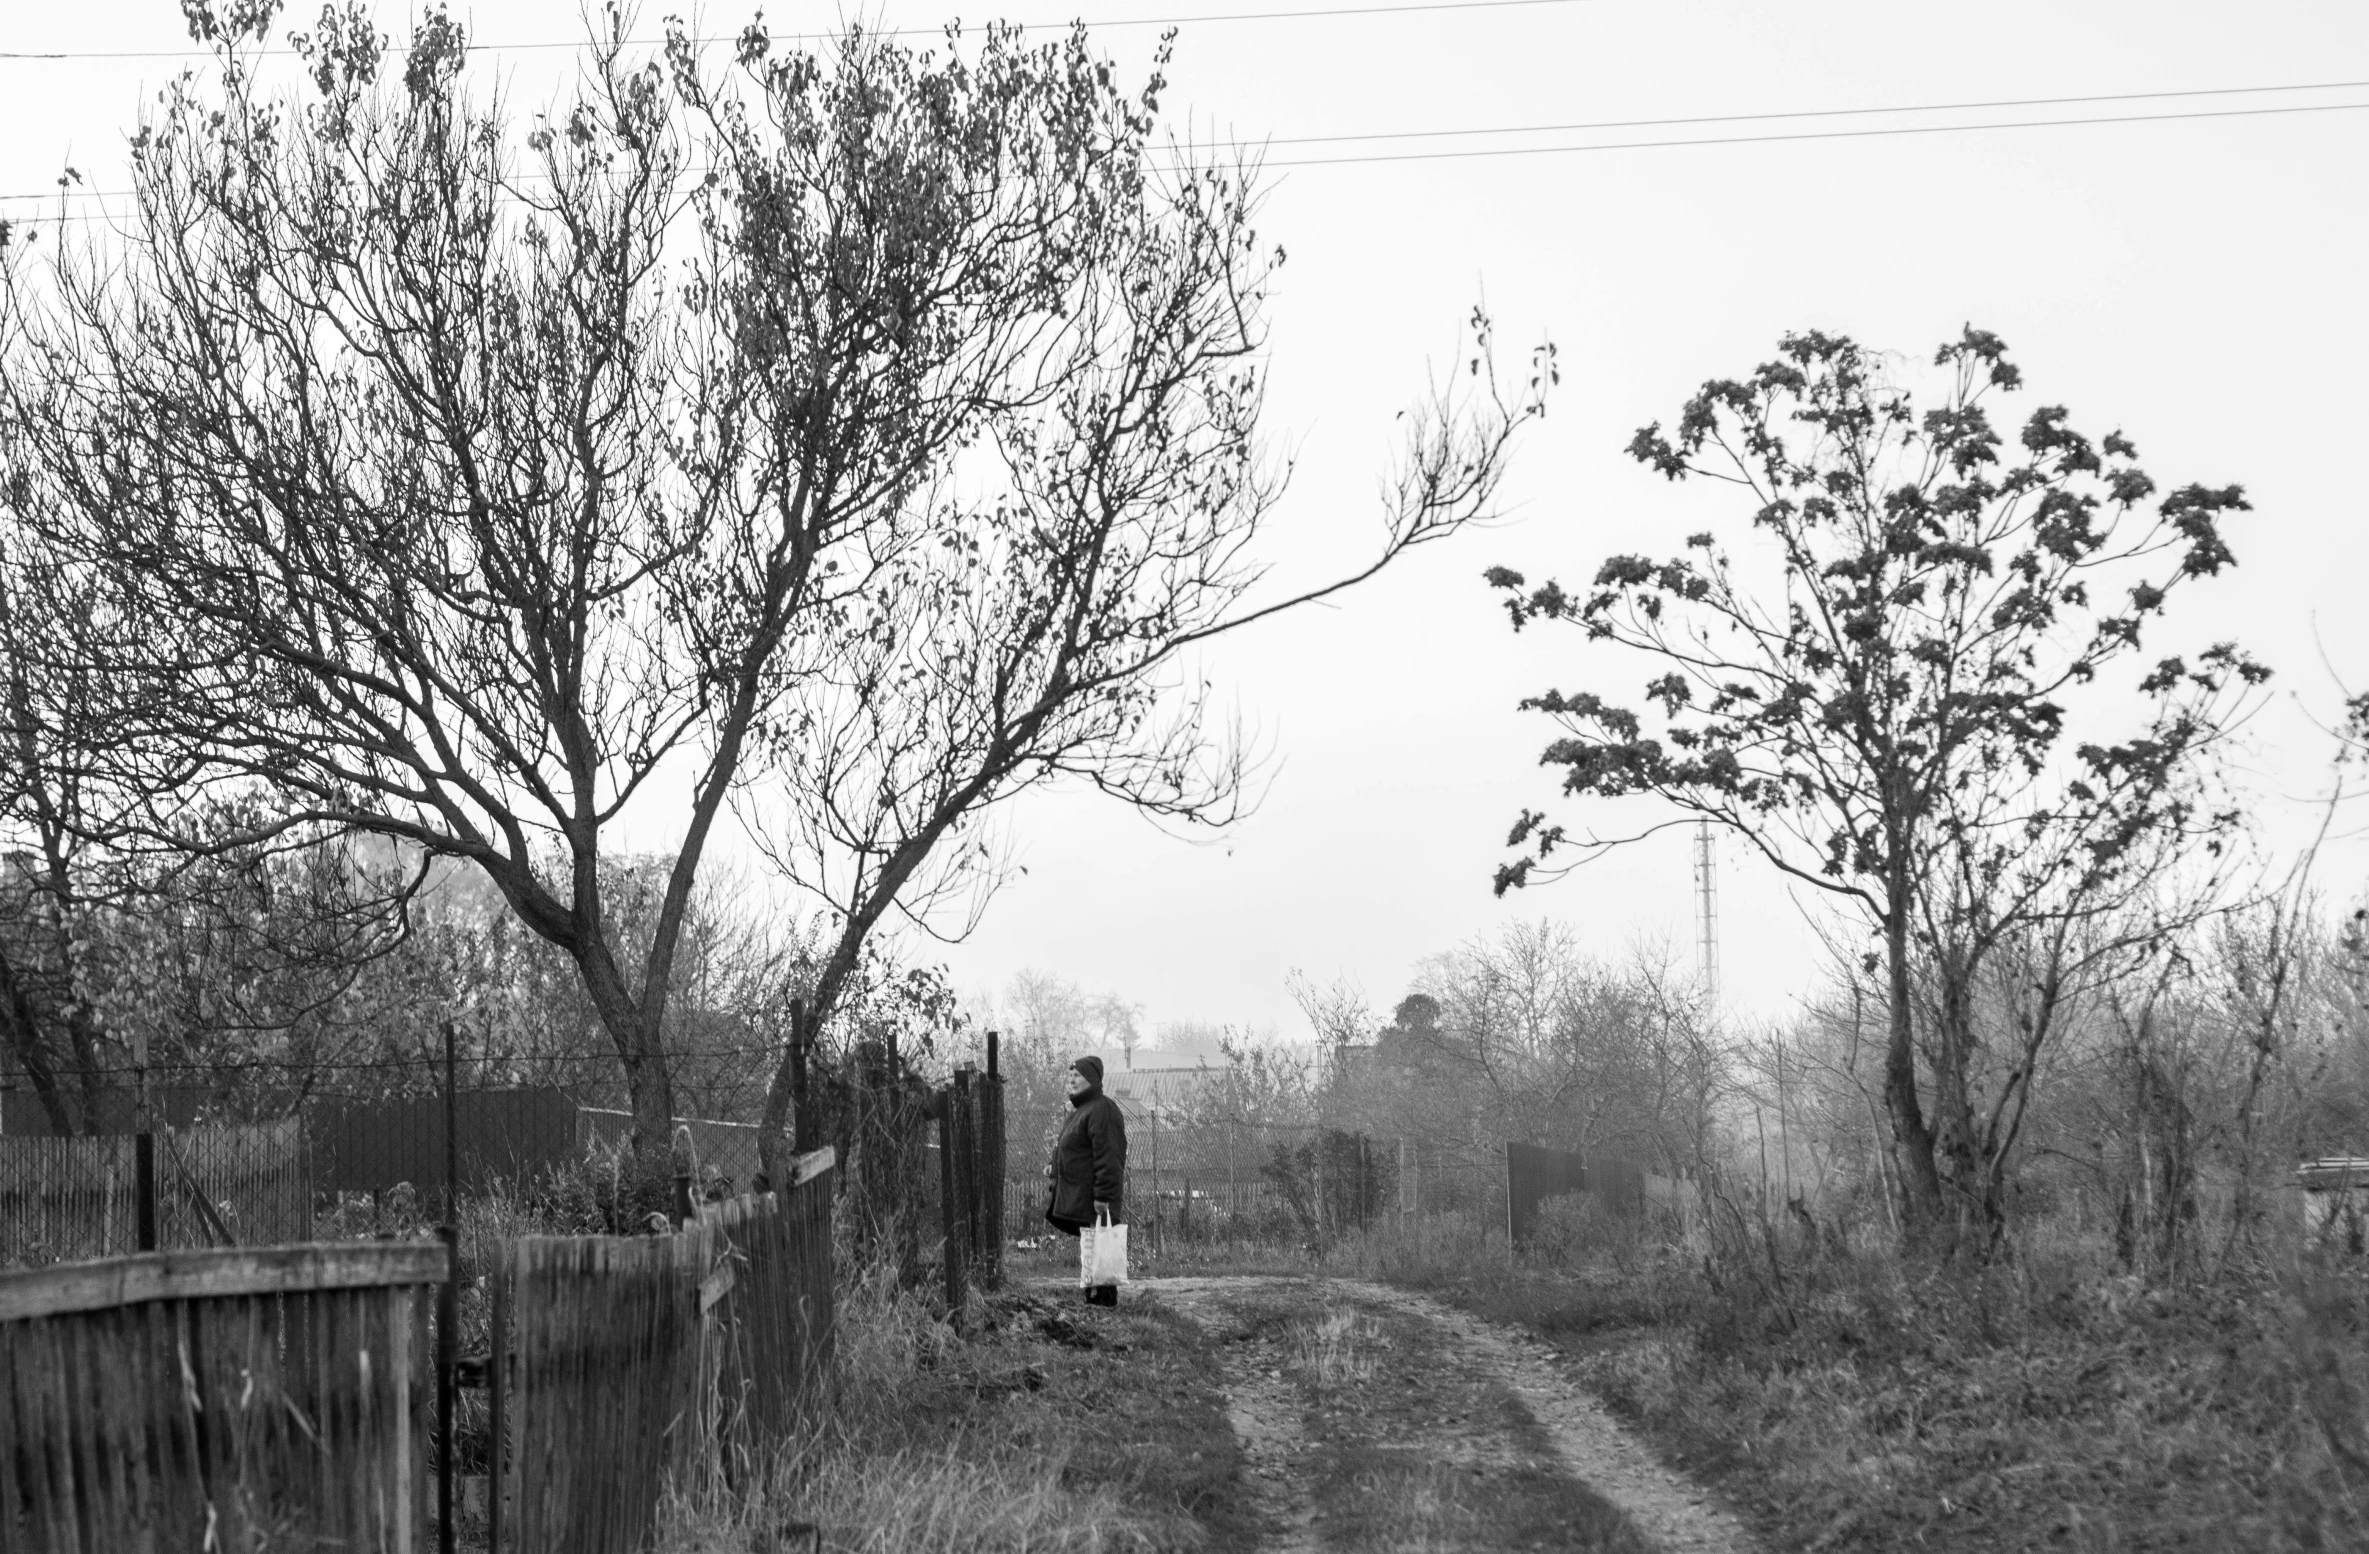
[570,937,678,1201]
[1929,945,1987,1251]
[0,946,73,1134]
[1881,875,1944,1243]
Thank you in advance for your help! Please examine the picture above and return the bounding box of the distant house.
[1094,1051,1231,1120]
[2295,1157,2369,1191]
[1331,1041,1380,1079]
[2295,1158,2369,1244]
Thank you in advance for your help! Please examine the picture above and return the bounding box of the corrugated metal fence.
[576,1107,766,1195]
[1505,1140,1650,1244]
[311,1090,580,1197]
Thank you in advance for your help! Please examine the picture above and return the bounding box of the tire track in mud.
[1148,1275,1752,1554]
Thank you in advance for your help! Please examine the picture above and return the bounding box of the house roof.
[1102,1064,1231,1110]
[2295,1157,2369,1191]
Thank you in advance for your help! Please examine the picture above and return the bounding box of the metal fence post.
[438,1020,458,1554]
[135,1132,157,1252]
[436,1224,459,1554]
[489,1239,508,1554]
[983,1035,1005,1288]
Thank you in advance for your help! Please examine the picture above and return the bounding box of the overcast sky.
[7,0,2366,1042]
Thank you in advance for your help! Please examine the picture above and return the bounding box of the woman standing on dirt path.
[1045,1055,1127,1306]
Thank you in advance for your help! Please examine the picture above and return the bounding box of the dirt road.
[1142,1276,1752,1554]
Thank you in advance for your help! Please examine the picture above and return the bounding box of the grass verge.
[1251,1214,2369,1554]
[663,1268,1255,1554]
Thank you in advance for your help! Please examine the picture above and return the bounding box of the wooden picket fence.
[1,1150,838,1554]
[0,1242,445,1552]
[489,1148,837,1554]
[0,1120,311,1267]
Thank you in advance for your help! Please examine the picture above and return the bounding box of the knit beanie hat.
[1071,1054,1105,1086]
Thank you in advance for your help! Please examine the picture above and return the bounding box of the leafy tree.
[1490,328,2263,1246]
[3,5,1545,1182]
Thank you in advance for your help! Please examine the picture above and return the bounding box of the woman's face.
[1066,1069,1090,1098]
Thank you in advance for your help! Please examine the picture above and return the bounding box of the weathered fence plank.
[492,1150,837,1554]
[0,1242,448,1321]
[497,1234,688,1554]
[0,1243,440,1553]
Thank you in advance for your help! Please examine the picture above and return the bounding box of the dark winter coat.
[1046,1087,1126,1234]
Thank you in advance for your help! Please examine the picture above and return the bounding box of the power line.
[1194,73,2369,149]
[1245,94,2369,167]
[1,0,1598,62]
[7,87,2364,217]
[13,73,2369,202]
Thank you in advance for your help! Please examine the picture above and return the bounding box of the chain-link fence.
[4,1039,1699,1276]
[996,1095,1509,1257]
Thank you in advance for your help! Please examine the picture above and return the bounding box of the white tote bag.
[1086,1204,1129,1287]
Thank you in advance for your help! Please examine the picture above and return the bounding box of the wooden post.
[935,1090,963,1317]
[1504,1140,1516,1261]
[1313,1139,1324,1248]
[790,997,813,1156]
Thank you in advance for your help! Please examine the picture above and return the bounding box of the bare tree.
[5,7,1545,1184]
[1288,969,1374,1051]
[692,23,1554,1174]
[0,419,411,1129]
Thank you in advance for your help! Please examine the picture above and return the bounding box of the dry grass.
[663,1449,1146,1554]
[1294,1305,1383,1386]
[1342,1208,2369,1553]
[658,1262,1253,1554]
